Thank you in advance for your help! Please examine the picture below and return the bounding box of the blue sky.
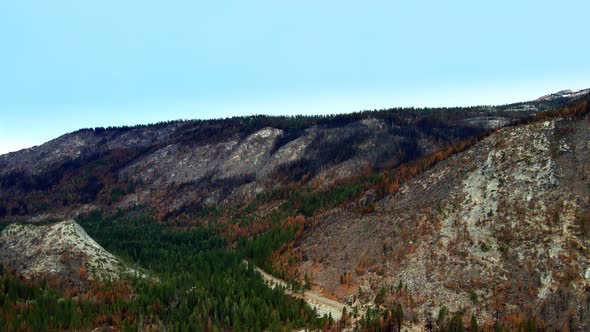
[0,0,588,154]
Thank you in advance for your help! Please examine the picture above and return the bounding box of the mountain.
[0,219,143,286]
[296,103,590,330]
[0,97,572,221]
[1,90,589,331]
[536,88,590,101]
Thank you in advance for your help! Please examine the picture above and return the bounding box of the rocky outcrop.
[298,115,590,329]
[536,88,590,101]
[0,220,142,283]
[0,124,180,177]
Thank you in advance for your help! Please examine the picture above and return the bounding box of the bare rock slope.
[298,115,590,329]
[0,219,140,283]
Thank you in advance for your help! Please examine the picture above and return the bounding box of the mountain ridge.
[0,93,579,221]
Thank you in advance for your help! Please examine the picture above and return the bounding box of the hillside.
[296,100,590,330]
[1,91,589,331]
[0,220,142,285]
[0,97,568,221]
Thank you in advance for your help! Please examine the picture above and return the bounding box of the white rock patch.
[0,219,143,281]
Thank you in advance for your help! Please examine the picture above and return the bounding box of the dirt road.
[250,263,350,320]
[250,261,422,331]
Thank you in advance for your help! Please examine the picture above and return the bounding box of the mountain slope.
[0,97,570,220]
[0,219,142,285]
[296,101,590,330]
[1,91,589,331]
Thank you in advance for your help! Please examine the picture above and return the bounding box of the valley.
[0,91,589,331]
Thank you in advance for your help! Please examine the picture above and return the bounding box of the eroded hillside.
[0,98,567,220]
[0,220,142,286]
[297,109,590,330]
[1,92,589,331]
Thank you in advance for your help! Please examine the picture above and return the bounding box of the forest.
[0,211,543,332]
[0,211,331,331]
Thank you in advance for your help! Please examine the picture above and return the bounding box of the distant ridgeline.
[0,96,570,220]
[0,213,331,331]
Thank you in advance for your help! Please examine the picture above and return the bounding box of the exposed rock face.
[120,127,299,186]
[298,115,590,329]
[462,116,511,129]
[259,134,315,177]
[219,127,283,178]
[121,140,240,186]
[0,125,180,177]
[536,88,590,101]
[0,220,140,283]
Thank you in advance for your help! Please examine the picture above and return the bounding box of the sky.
[0,1,589,154]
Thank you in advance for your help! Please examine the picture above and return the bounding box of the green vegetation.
[233,180,374,284]
[356,302,405,331]
[2,96,588,330]
[284,184,367,217]
[240,222,297,271]
[0,211,330,331]
[0,271,85,331]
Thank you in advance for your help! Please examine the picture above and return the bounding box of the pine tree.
[392,302,404,331]
[470,314,479,332]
